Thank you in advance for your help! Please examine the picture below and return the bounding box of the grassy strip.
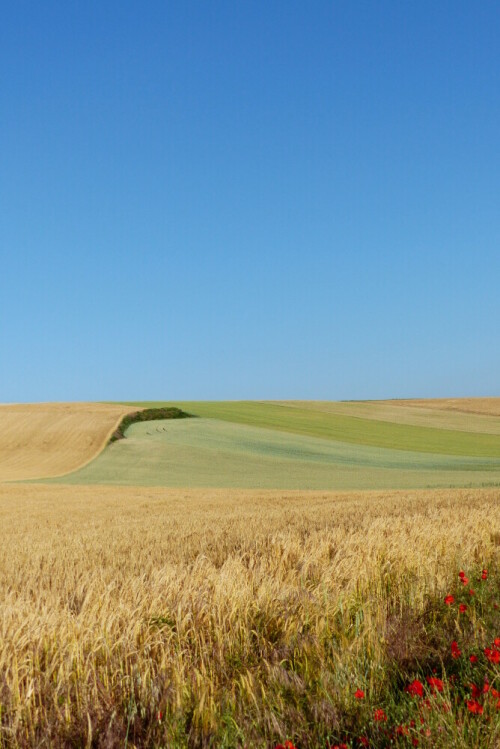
[109,406,192,442]
[117,401,500,458]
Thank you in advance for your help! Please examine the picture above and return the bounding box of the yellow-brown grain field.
[0,483,498,747]
[0,403,135,481]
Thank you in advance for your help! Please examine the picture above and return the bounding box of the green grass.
[54,417,500,489]
[116,401,500,458]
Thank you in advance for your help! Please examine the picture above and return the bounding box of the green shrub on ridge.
[109,407,192,443]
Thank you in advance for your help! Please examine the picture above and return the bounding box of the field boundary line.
[3,405,141,483]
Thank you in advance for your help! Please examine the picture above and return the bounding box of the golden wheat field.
[0,403,134,481]
[385,398,500,417]
[1,482,499,748]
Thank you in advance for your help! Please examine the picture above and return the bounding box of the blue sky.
[1,2,499,401]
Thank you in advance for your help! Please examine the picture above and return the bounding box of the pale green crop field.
[269,399,500,435]
[118,400,500,457]
[55,414,500,489]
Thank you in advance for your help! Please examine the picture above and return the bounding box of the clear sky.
[1,2,499,402]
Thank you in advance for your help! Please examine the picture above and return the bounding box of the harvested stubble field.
[0,403,135,481]
[1,483,499,748]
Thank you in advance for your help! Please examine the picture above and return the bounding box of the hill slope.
[120,400,500,457]
[6,398,500,487]
[56,416,500,489]
[0,402,135,481]
[268,399,500,435]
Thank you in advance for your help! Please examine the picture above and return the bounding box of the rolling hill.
[0,402,135,481]
[53,399,500,489]
[3,398,500,488]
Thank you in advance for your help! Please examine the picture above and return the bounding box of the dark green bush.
[109,407,192,442]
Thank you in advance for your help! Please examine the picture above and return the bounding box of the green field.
[55,404,500,488]
[268,399,500,435]
[118,400,500,457]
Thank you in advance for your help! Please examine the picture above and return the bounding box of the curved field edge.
[0,403,190,481]
[109,407,193,442]
[0,403,138,482]
[43,410,127,480]
[60,417,500,490]
[114,400,500,458]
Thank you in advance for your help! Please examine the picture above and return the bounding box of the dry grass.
[0,484,499,747]
[0,403,135,481]
[385,397,500,417]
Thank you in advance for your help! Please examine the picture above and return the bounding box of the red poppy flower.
[451,641,461,658]
[444,595,454,605]
[469,589,475,596]
[459,603,467,613]
[373,708,387,722]
[396,725,409,736]
[461,576,469,585]
[412,740,419,748]
[354,689,365,699]
[469,655,478,663]
[481,569,488,580]
[491,688,500,698]
[484,647,500,664]
[470,684,481,699]
[494,638,500,647]
[426,676,444,693]
[459,570,466,578]
[467,700,483,714]
[406,680,424,697]
[483,682,490,694]
[358,737,369,747]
